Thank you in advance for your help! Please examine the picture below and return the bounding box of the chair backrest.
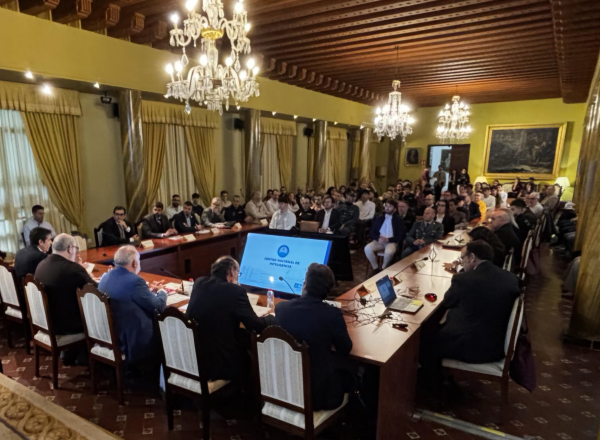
[21,232,26,247]
[155,307,211,393]
[520,230,534,279]
[0,260,20,308]
[94,226,103,248]
[73,235,87,251]
[77,284,122,360]
[23,275,51,334]
[503,295,524,374]
[502,248,514,272]
[300,221,319,233]
[251,326,313,430]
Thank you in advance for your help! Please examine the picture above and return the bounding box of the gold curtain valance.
[327,126,348,140]
[260,117,297,136]
[0,80,81,116]
[141,100,220,128]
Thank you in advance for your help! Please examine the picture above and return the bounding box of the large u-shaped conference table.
[80,222,470,440]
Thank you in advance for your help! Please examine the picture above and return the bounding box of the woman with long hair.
[338,185,347,197]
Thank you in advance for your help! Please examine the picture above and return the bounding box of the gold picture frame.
[404,147,422,167]
[483,123,567,180]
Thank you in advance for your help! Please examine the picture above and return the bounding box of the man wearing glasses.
[101,206,139,246]
[34,233,97,366]
[525,192,544,218]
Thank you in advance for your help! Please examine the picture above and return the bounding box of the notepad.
[211,228,220,234]
[167,293,188,306]
[85,263,95,275]
[164,282,182,291]
[414,260,427,271]
[363,282,377,293]
[247,293,259,306]
[184,234,196,241]
[141,240,154,248]
[196,230,210,234]
[168,236,182,240]
[260,219,269,226]
[233,222,242,229]
[252,305,271,317]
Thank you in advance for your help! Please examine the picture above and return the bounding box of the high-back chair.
[77,285,125,404]
[519,230,535,282]
[0,261,31,354]
[251,326,348,440]
[93,224,104,248]
[23,275,86,389]
[502,247,514,272]
[442,295,524,415]
[155,307,231,439]
[73,235,87,251]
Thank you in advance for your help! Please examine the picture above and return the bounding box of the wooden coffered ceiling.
[10,0,600,107]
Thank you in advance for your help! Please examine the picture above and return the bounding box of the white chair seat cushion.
[91,344,125,361]
[5,306,22,319]
[167,372,230,395]
[442,358,505,377]
[262,393,349,430]
[34,331,85,347]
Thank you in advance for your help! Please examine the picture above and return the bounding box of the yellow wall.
[399,98,586,200]
[0,8,372,126]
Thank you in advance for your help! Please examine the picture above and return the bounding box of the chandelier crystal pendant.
[164,0,260,115]
[436,94,471,142]
[373,47,414,141]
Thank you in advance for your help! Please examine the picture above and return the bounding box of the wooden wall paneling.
[52,0,91,23]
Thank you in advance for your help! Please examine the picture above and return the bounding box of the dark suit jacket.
[34,254,97,335]
[416,204,434,216]
[401,211,416,232]
[186,276,274,381]
[224,204,246,222]
[315,208,341,233]
[438,261,520,363]
[140,213,171,239]
[14,245,47,279]
[495,223,523,269]
[192,204,204,218]
[172,211,200,234]
[296,208,316,223]
[515,209,537,243]
[369,214,406,244]
[438,215,456,235]
[275,296,353,411]
[101,217,136,247]
[467,201,481,221]
[98,266,167,363]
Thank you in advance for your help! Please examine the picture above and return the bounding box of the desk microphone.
[278,276,296,294]
[161,268,182,280]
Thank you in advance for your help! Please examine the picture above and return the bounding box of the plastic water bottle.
[267,290,274,309]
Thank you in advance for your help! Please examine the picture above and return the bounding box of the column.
[313,120,328,192]
[244,109,262,200]
[387,137,402,185]
[118,90,147,222]
[359,127,373,184]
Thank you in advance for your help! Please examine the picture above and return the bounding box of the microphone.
[161,268,182,280]
[278,276,296,294]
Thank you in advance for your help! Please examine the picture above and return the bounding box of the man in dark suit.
[172,201,202,234]
[140,202,178,239]
[461,194,481,221]
[34,234,97,365]
[434,199,456,235]
[419,240,520,381]
[315,195,341,233]
[397,200,416,232]
[510,198,537,243]
[416,194,435,216]
[191,193,204,219]
[401,207,444,258]
[14,227,51,279]
[490,210,522,270]
[275,263,353,411]
[186,256,274,383]
[101,206,139,246]
[296,196,317,224]
[98,246,167,366]
[364,199,407,275]
[223,195,246,223]
[338,191,360,236]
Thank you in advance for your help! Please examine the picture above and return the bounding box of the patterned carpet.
[0,247,598,440]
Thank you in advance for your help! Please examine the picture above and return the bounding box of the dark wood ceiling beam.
[122,0,178,18]
[108,12,144,38]
[52,0,92,23]
[131,19,168,44]
[81,3,120,31]
[19,0,59,16]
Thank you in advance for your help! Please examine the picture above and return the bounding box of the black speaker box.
[304,127,314,137]
[234,118,244,131]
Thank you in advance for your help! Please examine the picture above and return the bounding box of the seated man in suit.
[489,210,522,270]
[34,234,97,365]
[201,197,226,228]
[365,199,407,275]
[434,199,456,235]
[461,194,481,221]
[191,193,204,219]
[316,195,341,233]
[140,202,178,239]
[448,199,468,229]
[223,195,246,223]
[98,245,167,369]
[419,240,520,382]
[186,256,274,383]
[416,194,435,216]
[172,201,203,234]
[14,227,51,279]
[101,206,139,246]
[401,207,444,258]
[296,196,317,225]
[510,198,537,243]
[397,200,416,232]
[338,191,360,236]
[275,263,353,411]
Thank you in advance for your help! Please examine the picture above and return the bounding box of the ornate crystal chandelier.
[164,0,260,115]
[373,47,414,140]
[436,94,471,142]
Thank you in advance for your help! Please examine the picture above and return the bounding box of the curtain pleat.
[142,122,167,212]
[276,135,293,190]
[261,134,281,194]
[307,136,315,191]
[184,125,216,207]
[329,138,346,187]
[0,81,81,116]
[21,112,84,230]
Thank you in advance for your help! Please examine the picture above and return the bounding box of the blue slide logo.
[277,245,290,258]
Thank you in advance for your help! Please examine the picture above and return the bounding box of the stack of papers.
[247,293,259,305]
[164,282,182,292]
[252,305,271,317]
[167,293,189,306]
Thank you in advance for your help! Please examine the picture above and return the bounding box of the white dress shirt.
[269,209,297,230]
[266,198,279,214]
[379,214,394,238]
[322,208,333,230]
[165,205,183,220]
[23,218,56,246]
[355,200,375,220]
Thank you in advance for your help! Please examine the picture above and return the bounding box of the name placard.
[363,282,377,293]
[260,219,269,226]
[211,228,220,234]
[233,222,242,229]
[141,240,154,249]
[413,260,427,271]
[394,273,405,284]
[184,234,196,241]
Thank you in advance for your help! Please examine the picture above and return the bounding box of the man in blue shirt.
[98,245,167,369]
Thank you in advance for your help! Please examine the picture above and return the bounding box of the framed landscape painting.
[483,123,567,180]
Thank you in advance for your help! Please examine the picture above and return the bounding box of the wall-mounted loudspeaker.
[376,166,387,178]
[303,127,314,137]
[234,118,244,131]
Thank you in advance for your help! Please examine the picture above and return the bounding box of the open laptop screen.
[376,276,397,308]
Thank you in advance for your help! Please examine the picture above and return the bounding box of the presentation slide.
[239,233,332,295]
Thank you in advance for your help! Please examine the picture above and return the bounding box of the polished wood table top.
[80,223,266,264]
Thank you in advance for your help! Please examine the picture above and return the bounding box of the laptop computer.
[376,276,423,314]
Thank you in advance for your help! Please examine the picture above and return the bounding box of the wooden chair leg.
[116,363,124,405]
[202,398,211,440]
[52,350,59,390]
[89,359,97,395]
[34,345,40,377]
[165,387,174,431]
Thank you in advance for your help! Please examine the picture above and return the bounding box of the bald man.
[245,191,271,223]
[401,207,444,258]
[489,210,522,270]
[201,197,226,228]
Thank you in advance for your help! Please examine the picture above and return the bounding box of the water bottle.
[267,290,274,310]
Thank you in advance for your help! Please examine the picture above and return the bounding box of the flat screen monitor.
[239,233,332,295]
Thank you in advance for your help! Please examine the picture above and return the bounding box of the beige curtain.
[21,112,84,230]
[142,122,166,212]
[276,135,293,190]
[261,134,281,194]
[184,126,216,207]
[0,80,82,116]
[307,136,315,190]
[261,117,296,192]
[0,110,75,254]
[327,127,348,188]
